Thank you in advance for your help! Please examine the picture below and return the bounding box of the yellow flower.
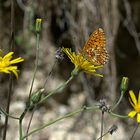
[0,51,24,78]
[63,48,103,77]
[128,90,140,122]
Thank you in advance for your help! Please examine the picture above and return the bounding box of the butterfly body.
[81,28,109,65]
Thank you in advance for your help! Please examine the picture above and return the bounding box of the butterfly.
[80,28,109,65]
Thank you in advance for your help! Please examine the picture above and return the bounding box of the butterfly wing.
[82,28,109,65]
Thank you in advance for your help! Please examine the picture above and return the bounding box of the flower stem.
[22,106,98,139]
[0,107,19,120]
[26,32,40,140]
[130,123,139,140]
[3,75,13,140]
[109,111,128,119]
[3,0,15,139]
[39,73,75,104]
[26,107,36,140]
[28,33,40,100]
[19,108,28,140]
[111,90,125,111]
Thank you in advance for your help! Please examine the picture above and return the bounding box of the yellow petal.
[137,113,140,123]
[90,73,103,77]
[128,111,137,118]
[12,69,19,79]
[129,97,135,108]
[10,57,24,64]
[138,91,140,104]
[129,90,137,105]
[3,52,14,59]
[63,48,103,76]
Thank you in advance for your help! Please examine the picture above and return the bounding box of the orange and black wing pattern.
[82,28,109,65]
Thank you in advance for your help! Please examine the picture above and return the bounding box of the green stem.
[25,30,40,140]
[28,33,40,100]
[109,111,128,119]
[22,106,98,139]
[130,123,139,140]
[0,107,19,120]
[19,108,28,140]
[111,91,125,111]
[26,107,36,140]
[39,74,74,104]
[21,104,128,140]
[19,120,22,140]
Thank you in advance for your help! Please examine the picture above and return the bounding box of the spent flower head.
[128,90,140,122]
[55,47,64,61]
[0,50,24,78]
[63,48,103,77]
[108,125,118,135]
[98,98,110,112]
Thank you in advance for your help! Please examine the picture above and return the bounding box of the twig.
[123,0,140,55]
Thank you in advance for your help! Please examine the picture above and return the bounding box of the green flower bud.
[120,77,129,92]
[29,88,44,109]
[35,18,42,33]
[31,88,44,103]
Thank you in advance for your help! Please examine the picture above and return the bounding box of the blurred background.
[0,0,140,139]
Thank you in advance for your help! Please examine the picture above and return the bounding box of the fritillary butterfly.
[81,28,109,65]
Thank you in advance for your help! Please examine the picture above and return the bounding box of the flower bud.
[28,88,44,109]
[35,18,42,33]
[31,88,44,104]
[120,77,129,92]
